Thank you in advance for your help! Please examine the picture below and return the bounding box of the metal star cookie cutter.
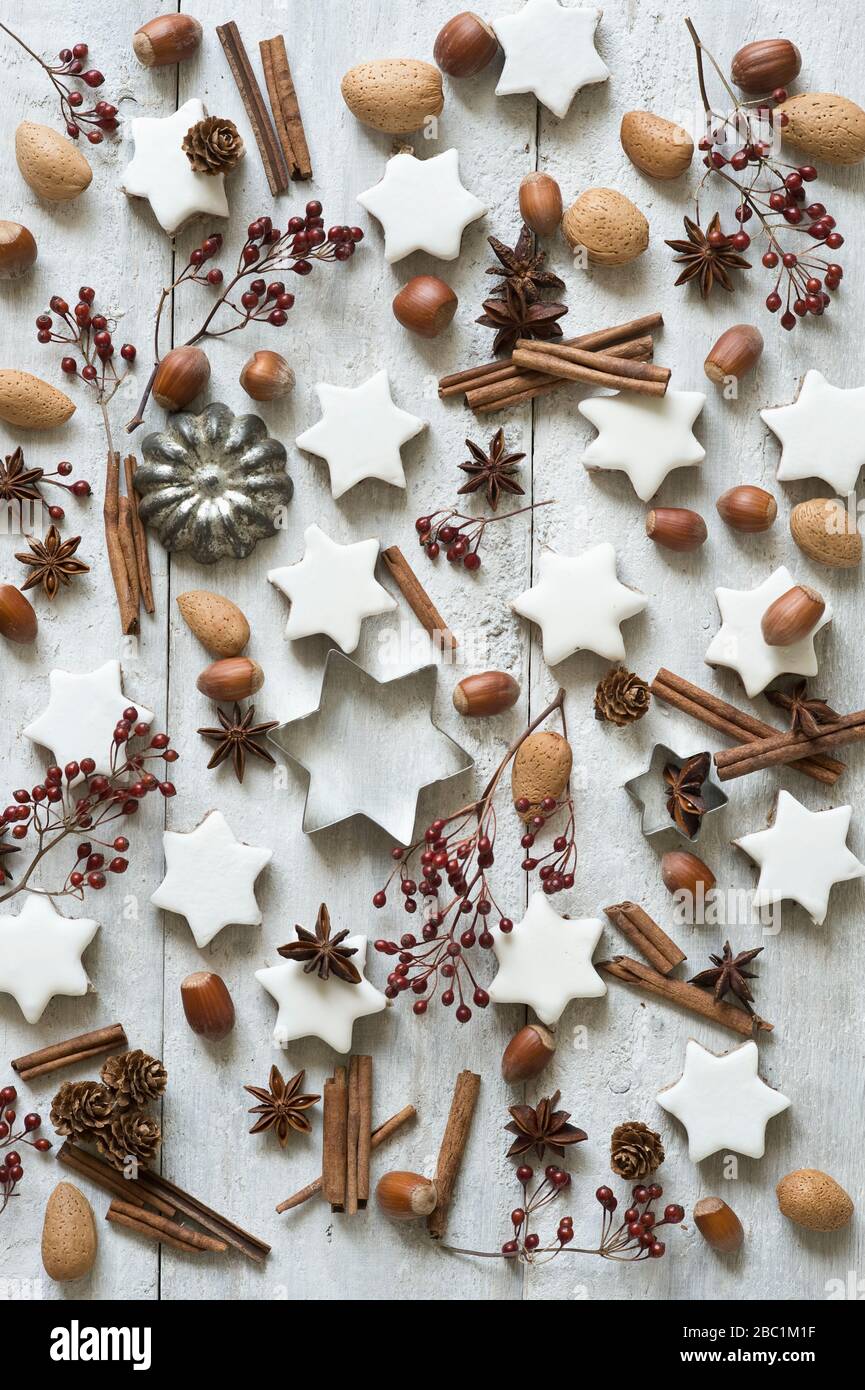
[268,650,475,844]
[623,742,728,843]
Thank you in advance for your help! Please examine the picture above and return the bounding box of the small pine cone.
[101,1050,167,1110]
[594,667,650,726]
[50,1081,115,1138]
[96,1111,162,1170]
[610,1121,665,1180]
[182,116,244,174]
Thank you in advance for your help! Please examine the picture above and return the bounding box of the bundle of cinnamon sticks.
[439,312,665,413]
[104,453,154,635]
[714,707,865,782]
[217,22,311,191]
[12,1024,127,1082]
[322,1056,373,1214]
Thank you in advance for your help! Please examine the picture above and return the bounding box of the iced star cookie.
[510,542,646,665]
[579,389,706,503]
[121,98,229,236]
[24,660,153,778]
[761,370,865,495]
[151,810,272,949]
[0,896,98,1024]
[493,0,609,119]
[357,149,485,263]
[256,933,386,1053]
[657,1039,790,1162]
[487,892,606,1025]
[296,370,425,498]
[734,789,865,925]
[268,525,396,653]
[704,566,832,698]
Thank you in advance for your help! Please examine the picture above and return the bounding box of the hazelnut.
[453,670,520,717]
[196,656,264,702]
[730,39,801,94]
[694,1197,744,1252]
[716,485,777,533]
[240,350,295,402]
[661,849,715,899]
[392,275,458,338]
[180,971,235,1041]
[433,12,499,77]
[375,1170,438,1220]
[152,345,210,412]
[133,14,203,67]
[0,584,38,644]
[760,584,825,646]
[704,324,764,384]
[645,507,707,552]
[0,220,37,280]
[501,1023,556,1084]
[518,172,563,238]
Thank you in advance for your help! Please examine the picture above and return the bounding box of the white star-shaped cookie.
[121,98,230,236]
[357,149,486,262]
[151,810,272,949]
[761,370,865,495]
[493,0,608,118]
[24,660,154,778]
[579,389,706,502]
[296,370,425,499]
[0,896,98,1024]
[734,790,865,925]
[487,892,606,1025]
[268,525,396,653]
[704,565,832,698]
[256,935,386,1053]
[657,1039,790,1162]
[510,542,646,665]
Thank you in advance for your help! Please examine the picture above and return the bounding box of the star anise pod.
[477,286,568,355]
[197,701,278,783]
[277,902,361,985]
[0,447,44,503]
[663,751,710,838]
[244,1065,320,1148]
[766,681,840,738]
[458,428,526,510]
[485,224,565,303]
[0,829,20,882]
[665,213,751,298]
[14,525,89,600]
[689,941,763,1015]
[505,1090,587,1161]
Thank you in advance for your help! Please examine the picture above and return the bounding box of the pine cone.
[96,1111,162,1170]
[594,667,650,726]
[182,116,244,174]
[101,1050,167,1110]
[610,1121,665,1180]
[50,1081,115,1138]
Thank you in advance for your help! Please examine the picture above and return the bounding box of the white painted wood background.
[1,0,863,1302]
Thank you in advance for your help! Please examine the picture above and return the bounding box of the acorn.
[646,507,707,552]
[196,656,264,702]
[433,12,499,77]
[519,172,563,238]
[0,220,37,279]
[694,1197,744,1252]
[392,275,458,338]
[375,1170,438,1220]
[760,585,825,646]
[704,324,764,384]
[661,850,715,899]
[716,485,777,534]
[501,1023,556,1083]
[152,345,210,412]
[133,14,203,67]
[180,971,235,1041]
[453,670,520,717]
[239,350,295,402]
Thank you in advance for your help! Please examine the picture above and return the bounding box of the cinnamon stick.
[57,1141,176,1218]
[107,1199,227,1253]
[123,456,154,615]
[427,1071,480,1240]
[463,337,654,412]
[714,710,865,781]
[651,669,844,785]
[106,1206,206,1255]
[516,339,670,383]
[604,902,686,975]
[217,21,288,195]
[118,496,140,617]
[260,36,312,180]
[512,346,668,396]
[276,1104,416,1213]
[103,451,138,635]
[345,1057,361,1216]
[322,1067,348,1212]
[382,545,458,651]
[12,1024,127,1082]
[357,1055,373,1208]
[600,956,772,1037]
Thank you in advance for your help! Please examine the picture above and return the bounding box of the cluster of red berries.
[515,794,576,895]
[415,511,484,571]
[0,1086,51,1217]
[36,288,136,398]
[8,458,91,524]
[0,711,178,899]
[47,42,117,143]
[501,1163,574,1261]
[592,1182,685,1261]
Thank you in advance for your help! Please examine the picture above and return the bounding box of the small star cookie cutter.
[623,742,729,843]
[268,650,475,844]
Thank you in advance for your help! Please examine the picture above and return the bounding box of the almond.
[41,1182,97,1282]
[790,497,862,568]
[453,670,520,717]
[15,121,92,201]
[561,188,649,265]
[776,1169,853,1232]
[730,39,801,94]
[620,110,694,179]
[176,590,250,657]
[761,584,825,646]
[704,324,764,384]
[0,584,38,644]
[693,1197,744,1252]
[774,92,865,165]
[646,507,707,552]
[716,485,777,533]
[0,369,75,430]
[340,59,444,133]
[511,729,572,820]
[196,656,264,702]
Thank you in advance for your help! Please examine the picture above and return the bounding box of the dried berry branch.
[0,448,91,527]
[36,287,136,457]
[0,1084,52,1218]
[415,499,553,574]
[126,204,363,432]
[0,25,119,144]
